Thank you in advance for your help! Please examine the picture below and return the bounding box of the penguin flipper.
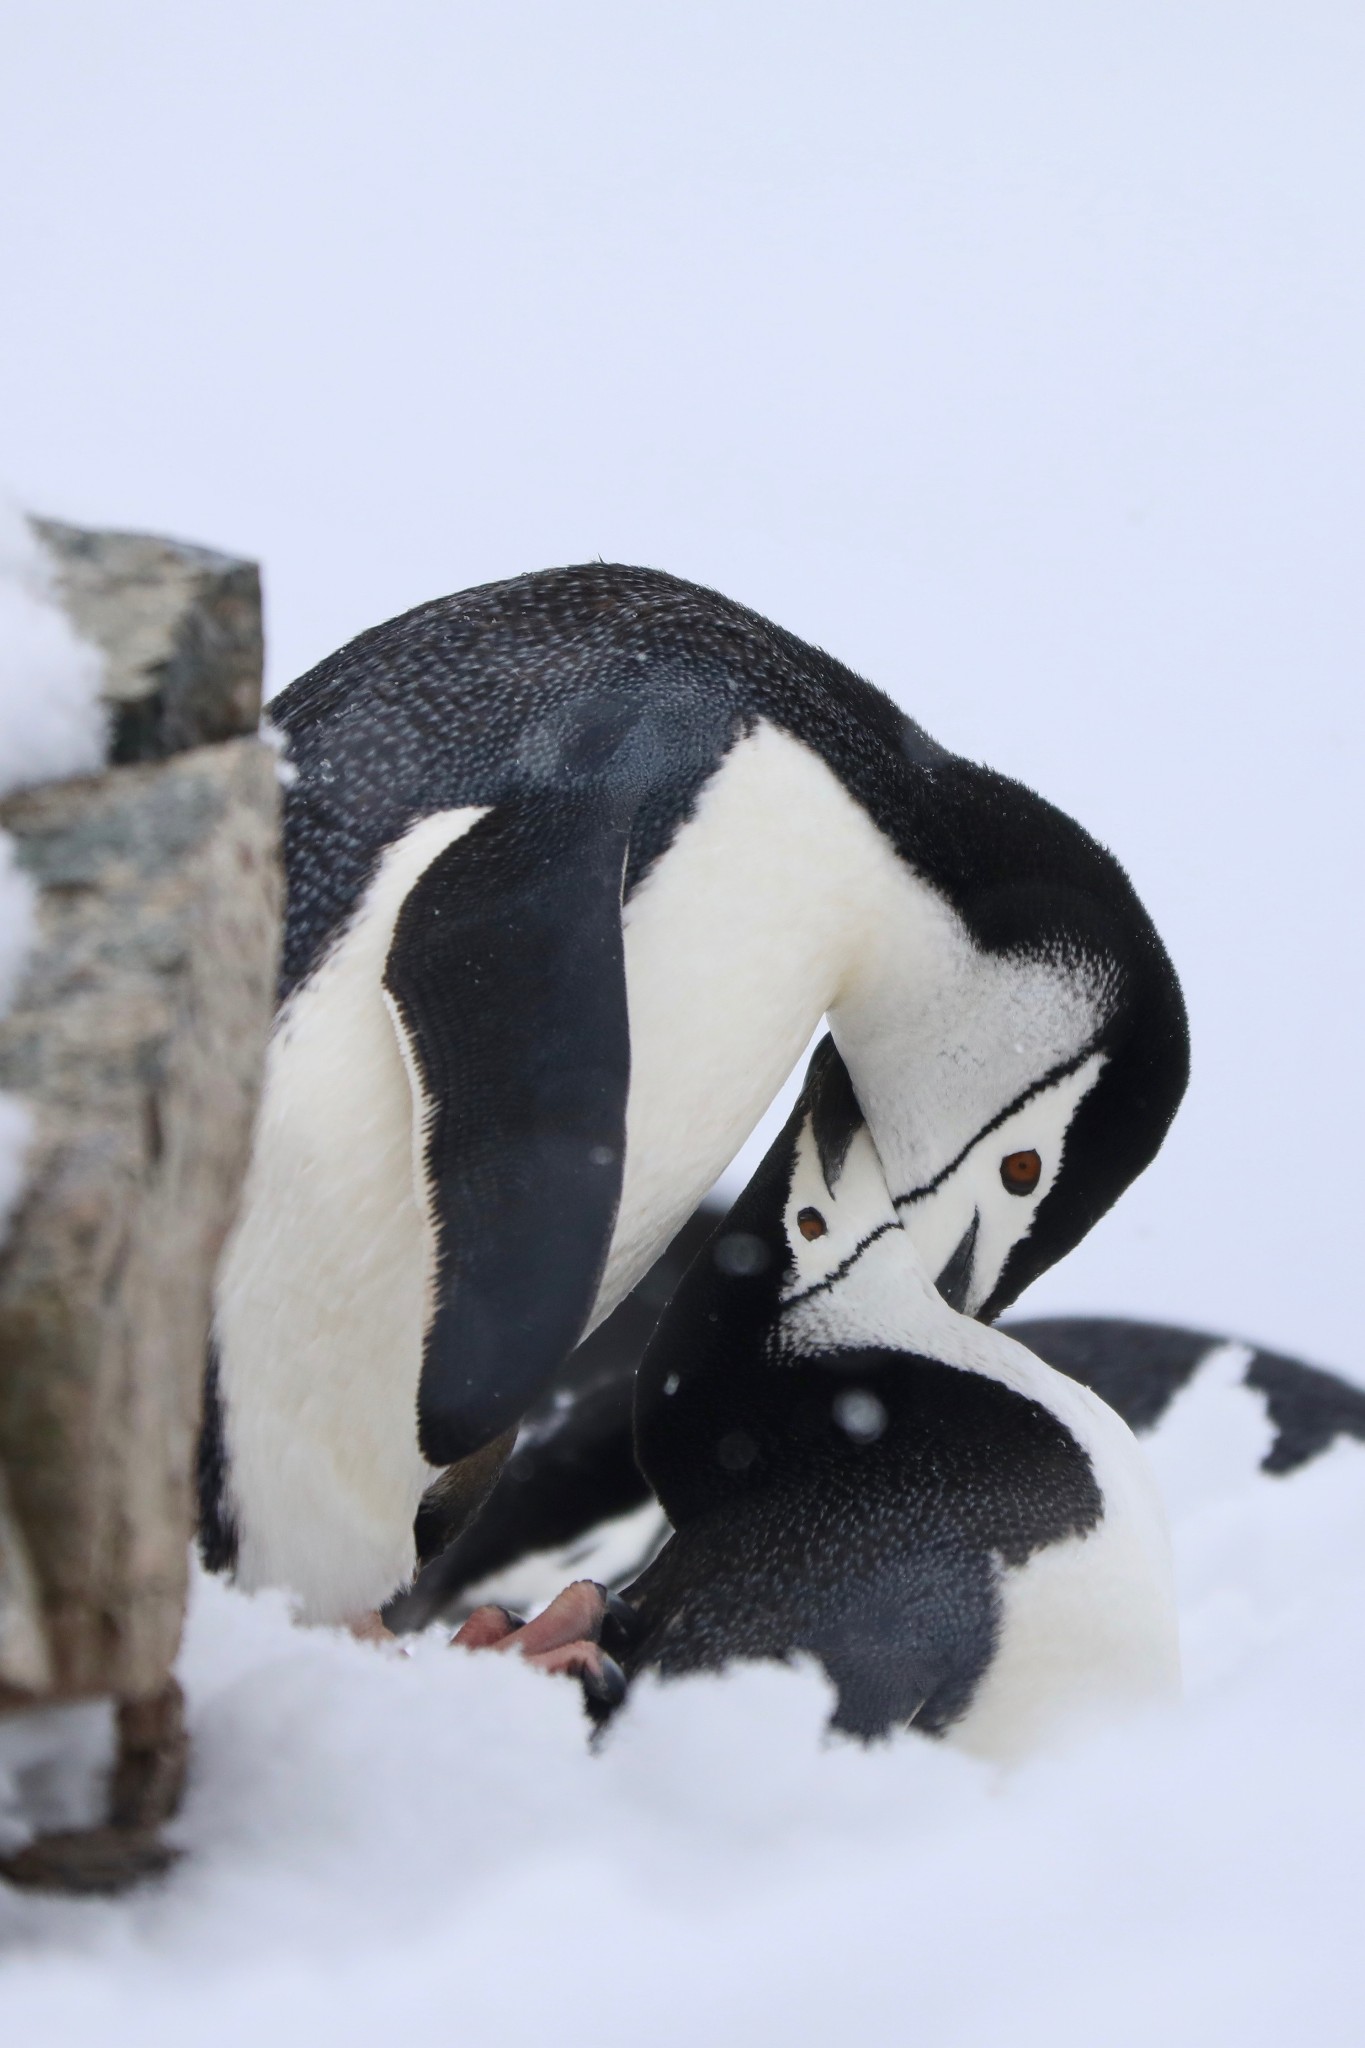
[384,792,632,1466]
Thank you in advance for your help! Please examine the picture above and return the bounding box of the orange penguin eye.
[797,1207,828,1241]
[1000,1149,1043,1196]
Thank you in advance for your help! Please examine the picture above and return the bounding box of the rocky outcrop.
[30,520,264,764]
[0,1463,49,1694]
[0,523,281,1890]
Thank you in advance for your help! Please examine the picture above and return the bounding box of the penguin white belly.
[214,807,490,1623]
[950,1386,1181,1763]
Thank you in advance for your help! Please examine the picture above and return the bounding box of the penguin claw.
[347,1610,397,1644]
[513,1579,608,1656]
[451,1603,526,1649]
[519,1638,605,1679]
[580,1651,627,1711]
[598,1591,644,1659]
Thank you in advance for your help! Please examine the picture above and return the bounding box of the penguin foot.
[451,1579,626,1710]
[347,1610,397,1644]
[449,1603,526,1649]
[598,1590,645,1661]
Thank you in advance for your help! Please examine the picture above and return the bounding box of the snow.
[0,504,107,1227]
[0,507,106,803]
[1,1387,1363,2046]
[0,1705,115,1861]
[0,509,110,1834]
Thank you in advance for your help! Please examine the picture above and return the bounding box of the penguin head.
[891,1041,1111,1321]
[835,817,1190,1325]
[632,1035,985,1530]
[634,1040,908,1540]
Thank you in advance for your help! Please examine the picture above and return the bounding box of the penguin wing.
[384,790,632,1466]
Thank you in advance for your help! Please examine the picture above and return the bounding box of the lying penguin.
[454,1039,1181,1756]
[403,1270,1365,1631]
[1008,1318,1365,1478]
[201,565,1188,1628]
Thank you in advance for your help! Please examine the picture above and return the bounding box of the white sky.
[1,2,1360,1369]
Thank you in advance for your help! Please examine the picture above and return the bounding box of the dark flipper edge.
[384,793,631,1465]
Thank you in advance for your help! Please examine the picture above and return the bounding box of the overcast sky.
[2,2,1361,1368]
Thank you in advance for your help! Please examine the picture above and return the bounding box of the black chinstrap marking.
[890,1045,1103,1211]
[780,1218,900,1310]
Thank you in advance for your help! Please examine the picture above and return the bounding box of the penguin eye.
[797,1207,828,1241]
[1000,1149,1042,1196]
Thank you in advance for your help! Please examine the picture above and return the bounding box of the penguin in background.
[200,565,1188,1628]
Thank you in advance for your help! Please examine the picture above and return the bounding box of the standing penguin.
[586,1039,1179,1753]
[201,566,1188,1627]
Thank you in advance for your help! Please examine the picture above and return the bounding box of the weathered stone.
[29,519,263,765]
[0,738,281,1704]
[0,1823,179,1893]
[109,1679,188,1829]
[0,1464,52,1694]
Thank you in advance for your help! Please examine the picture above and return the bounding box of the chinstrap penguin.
[201,565,1188,1627]
[1009,1318,1365,1476]
[417,1197,1363,1737]
[581,1040,1181,1755]
[402,1261,1365,1631]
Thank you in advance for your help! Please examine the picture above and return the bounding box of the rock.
[0,738,281,1706]
[0,1823,179,1894]
[0,519,282,1891]
[0,1464,52,1694]
[108,1680,189,1830]
[29,519,263,765]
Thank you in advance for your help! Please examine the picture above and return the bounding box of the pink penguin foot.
[347,1610,397,1644]
[452,1580,628,1708]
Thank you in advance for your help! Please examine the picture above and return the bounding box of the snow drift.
[2,1358,1362,2047]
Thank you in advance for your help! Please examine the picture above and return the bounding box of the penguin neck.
[604,720,1102,1315]
[779,1223,1151,1500]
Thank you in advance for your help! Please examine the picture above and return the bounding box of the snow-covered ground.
[0,505,105,1219]
[2,1365,1363,2046]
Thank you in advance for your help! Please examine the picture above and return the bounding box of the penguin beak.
[934,1212,979,1315]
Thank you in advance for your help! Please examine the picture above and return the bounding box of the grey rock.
[0,739,281,1705]
[0,1823,180,1894]
[0,1464,51,1694]
[29,519,263,765]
